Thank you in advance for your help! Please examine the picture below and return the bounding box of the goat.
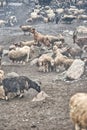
[2,76,41,100]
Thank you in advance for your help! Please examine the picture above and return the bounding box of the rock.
[32,91,49,101]
[30,58,38,66]
[66,59,85,80]
[6,72,19,78]
[3,49,9,56]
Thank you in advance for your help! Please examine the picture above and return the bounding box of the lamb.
[20,25,33,35]
[52,45,74,71]
[37,54,53,72]
[8,45,34,63]
[30,28,50,47]
[69,93,87,130]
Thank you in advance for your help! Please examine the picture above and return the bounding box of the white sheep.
[69,93,87,130]
[37,54,53,72]
[8,45,34,63]
[0,20,6,27]
[52,45,74,71]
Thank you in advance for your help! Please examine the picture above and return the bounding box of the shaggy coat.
[2,76,41,100]
[69,93,87,130]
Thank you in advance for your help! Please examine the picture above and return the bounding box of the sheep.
[19,40,36,47]
[46,10,55,22]
[7,16,17,27]
[67,44,83,58]
[60,15,76,24]
[52,45,74,71]
[69,93,87,130]
[77,26,87,34]
[37,54,54,72]
[46,34,64,46]
[30,12,43,22]
[20,25,32,35]
[0,20,6,27]
[0,70,5,82]
[8,45,34,64]
[30,28,50,47]
[0,85,5,100]
[78,15,87,21]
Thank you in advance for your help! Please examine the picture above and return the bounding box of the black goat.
[2,76,41,100]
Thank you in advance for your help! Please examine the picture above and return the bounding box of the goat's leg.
[5,91,9,101]
[19,90,24,98]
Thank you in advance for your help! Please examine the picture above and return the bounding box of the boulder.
[66,59,85,80]
[32,91,49,101]
[30,58,38,66]
[6,72,19,78]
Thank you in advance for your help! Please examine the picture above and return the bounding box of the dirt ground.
[0,22,87,130]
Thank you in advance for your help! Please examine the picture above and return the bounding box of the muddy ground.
[0,22,87,130]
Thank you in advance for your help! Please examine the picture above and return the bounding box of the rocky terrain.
[0,0,87,130]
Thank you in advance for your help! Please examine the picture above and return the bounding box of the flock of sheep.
[25,3,87,24]
[0,23,87,130]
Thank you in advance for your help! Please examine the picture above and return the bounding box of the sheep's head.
[9,45,16,51]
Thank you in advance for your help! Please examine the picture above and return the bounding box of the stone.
[66,59,85,80]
